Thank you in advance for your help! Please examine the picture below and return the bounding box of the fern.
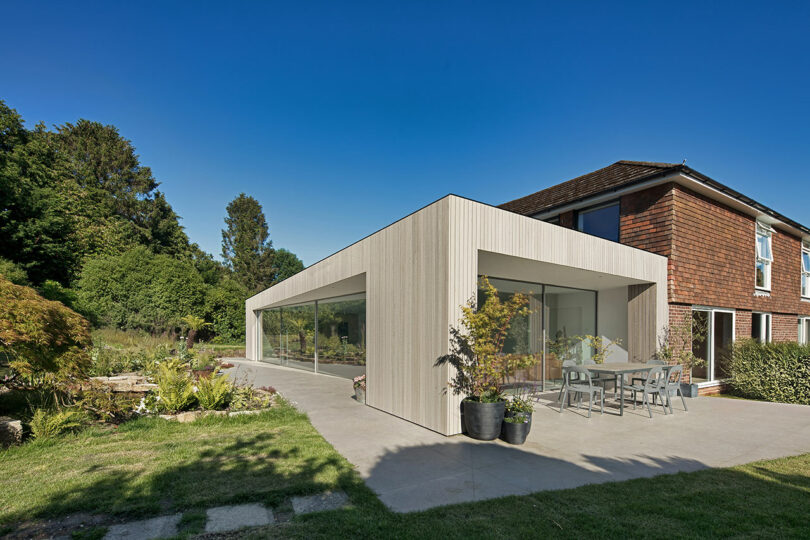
[156,363,197,412]
[196,372,234,410]
[30,408,89,440]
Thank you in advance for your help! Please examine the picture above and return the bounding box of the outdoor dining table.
[585,363,669,416]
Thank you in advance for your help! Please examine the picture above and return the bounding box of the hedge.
[727,339,810,405]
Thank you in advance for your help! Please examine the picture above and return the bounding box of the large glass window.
[477,277,597,392]
[802,244,810,298]
[576,202,620,242]
[756,222,773,290]
[259,294,365,380]
[316,294,366,379]
[261,303,316,372]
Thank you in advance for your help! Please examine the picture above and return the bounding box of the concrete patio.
[226,360,810,513]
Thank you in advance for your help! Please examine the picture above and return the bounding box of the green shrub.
[30,408,90,439]
[727,339,810,405]
[196,372,234,410]
[78,383,139,423]
[88,347,147,376]
[155,363,197,412]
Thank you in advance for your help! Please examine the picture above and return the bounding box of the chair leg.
[666,390,674,415]
[660,392,668,414]
[557,383,565,402]
[644,391,653,418]
[679,388,688,412]
[600,389,604,415]
[559,388,568,413]
[587,392,593,418]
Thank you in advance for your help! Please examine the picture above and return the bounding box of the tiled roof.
[498,160,682,216]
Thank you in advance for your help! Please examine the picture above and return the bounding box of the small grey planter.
[680,383,699,398]
[354,387,366,403]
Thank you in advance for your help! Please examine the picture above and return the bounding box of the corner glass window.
[802,244,810,298]
[755,223,773,290]
[576,202,620,242]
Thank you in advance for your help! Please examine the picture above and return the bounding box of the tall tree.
[221,194,275,292]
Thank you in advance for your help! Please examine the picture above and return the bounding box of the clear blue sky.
[3,1,809,265]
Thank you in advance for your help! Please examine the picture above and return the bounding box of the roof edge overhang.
[528,166,810,243]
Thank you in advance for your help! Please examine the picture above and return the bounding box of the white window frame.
[752,312,772,343]
[802,243,810,298]
[800,317,810,345]
[755,222,773,291]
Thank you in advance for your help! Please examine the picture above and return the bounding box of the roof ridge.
[616,160,681,168]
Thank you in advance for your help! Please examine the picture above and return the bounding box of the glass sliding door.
[544,286,597,390]
[691,308,734,383]
[317,293,366,379]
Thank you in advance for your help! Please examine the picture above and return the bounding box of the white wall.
[598,286,629,363]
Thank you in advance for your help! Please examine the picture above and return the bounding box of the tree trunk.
[187,329,197,349]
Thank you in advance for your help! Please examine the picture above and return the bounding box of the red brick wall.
[668,185,810,317]
[735,310,752,340]
[773,313,799,342]
[667,303,693,383]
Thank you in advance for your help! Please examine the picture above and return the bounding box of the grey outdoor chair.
[556,360,578,404]
[559,365,604,418]
[626,365,667,418]
[662,364,688,413]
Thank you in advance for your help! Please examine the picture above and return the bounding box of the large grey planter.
[354,387,366,403]
[463,399,505,441]
[680,383,699,398]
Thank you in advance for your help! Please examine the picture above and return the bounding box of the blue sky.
[3,1,809,265]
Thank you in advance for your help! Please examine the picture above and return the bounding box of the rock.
[204,503,274,533]
[104,513,181,540]
[0,416,23,447]
[89,375,157,393]
[291,491,349,515]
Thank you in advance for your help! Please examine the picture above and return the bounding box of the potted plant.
[436,277,535,441]
[353,374,366,403]
[501,395,533,444]
[656,317,707,398]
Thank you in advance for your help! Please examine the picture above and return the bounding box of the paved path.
[226,360,810,513]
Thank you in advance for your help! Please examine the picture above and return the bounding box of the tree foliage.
[221,193,275,292]
[0,275,92,381]
[77,246,207,334]
[436,277,535,399]
[272,248,305,283]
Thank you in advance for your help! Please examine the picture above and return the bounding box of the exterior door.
[691,308,734,383]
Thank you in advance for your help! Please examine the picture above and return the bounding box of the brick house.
[499,160,810,391]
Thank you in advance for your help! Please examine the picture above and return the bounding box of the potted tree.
[436,277,535,441]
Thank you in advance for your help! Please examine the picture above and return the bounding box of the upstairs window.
[752,312,772,343]
[755,222,773,290]
[576,201,620,242]
[802,244,810,298]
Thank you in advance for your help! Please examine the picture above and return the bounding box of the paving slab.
[226,360,810,513]
[291,491,350,515]
[104,514,181,540]
[204,503,274,533]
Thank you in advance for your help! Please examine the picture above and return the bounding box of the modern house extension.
[245,195,668,435]
[500,161,810,391]
[246,160,809,433]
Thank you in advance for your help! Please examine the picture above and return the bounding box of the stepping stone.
[291,491,349,515]
[104,513,181,540]
[204,503,275,533]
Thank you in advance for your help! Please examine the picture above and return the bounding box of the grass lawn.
[1,401,808,539]
[0,402,358,528]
